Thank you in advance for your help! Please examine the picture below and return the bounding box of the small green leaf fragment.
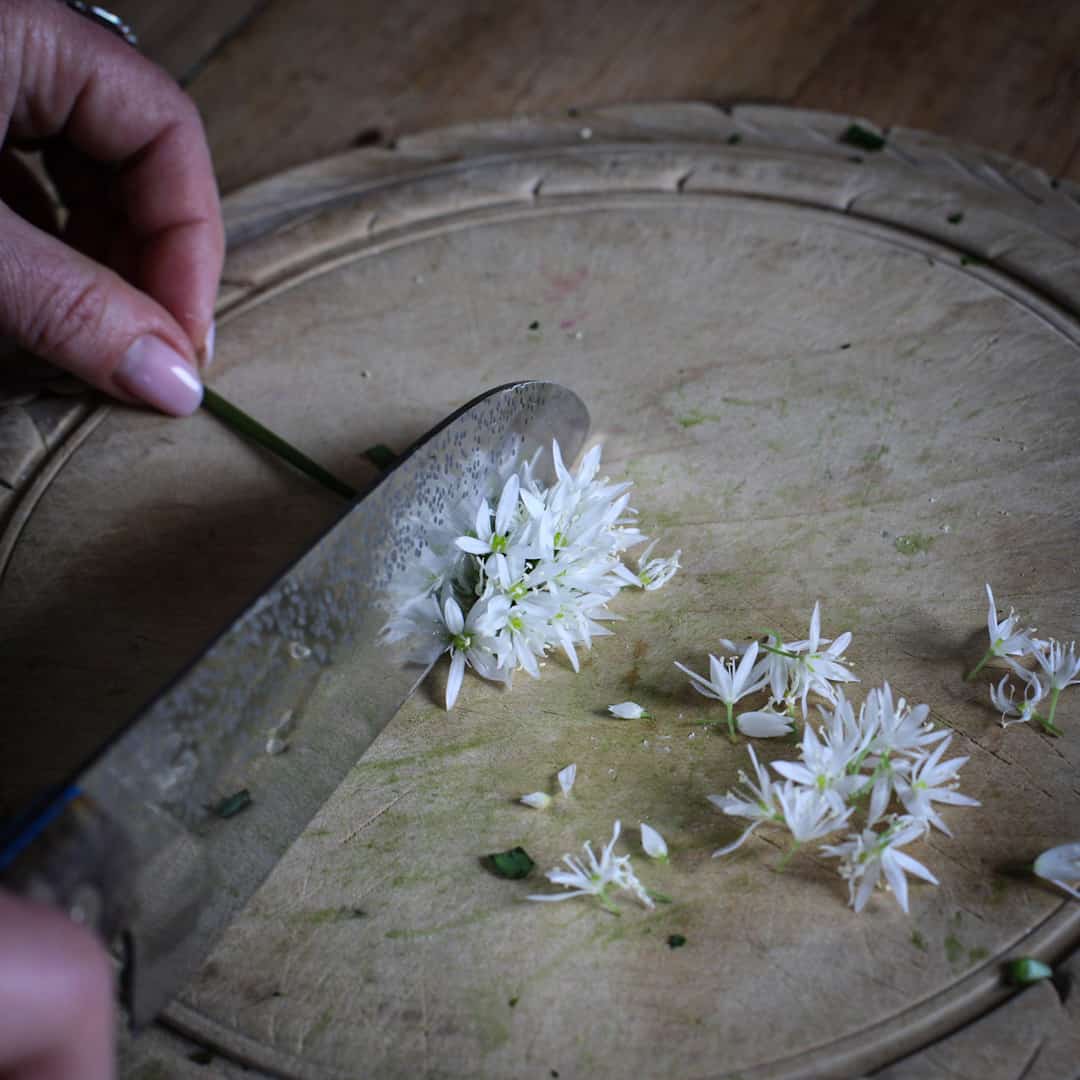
[528,320,540,331]
[508,996,519,1008]
[667,934,687,949]
[960,255,986,267]
[363,444,398,471]
[839,123,886,152]
[947,211,964,225]
[484,847,535,879]
[1005,957,1053,985]
[726,133,742,145]
[648,890,674,904]
[212,789,252,819]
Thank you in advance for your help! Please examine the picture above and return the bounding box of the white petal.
[882,855,911,913]
[1034,843,1080,885]
[608,701,647,719]
[557,763,577,796]
[891,849,939,886]
[442,595,465,635]
[640,822,668,860]
[772,760,815,785]
[519,792,552,809]
[445,651,466,710]
[713,821,761,857]
[808,601,821,651]
[737,710,793,738]
[455,535,492,555]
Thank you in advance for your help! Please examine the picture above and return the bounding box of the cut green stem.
[1040,687,1063,736]
[776,843,801,871]
[964,649,993,682]
[202,386,357,500]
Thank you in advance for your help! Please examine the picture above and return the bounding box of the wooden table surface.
[110,0,1080,197]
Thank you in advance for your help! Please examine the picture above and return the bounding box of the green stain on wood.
[894,533,935,556]
[385,908,496,941]
[678,410,721,428]
[944,933,965,965]
[289,906,368,926]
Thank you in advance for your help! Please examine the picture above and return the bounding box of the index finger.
[5,0,223,356]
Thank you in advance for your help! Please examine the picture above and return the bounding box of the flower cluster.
[973,584,1079,736]
[527,820,655,914]
[675,602,856,738]
[384,441,679,709]
[709,682,978,913]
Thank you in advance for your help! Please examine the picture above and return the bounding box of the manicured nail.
[199,320,216,369]
[115,335,203,416]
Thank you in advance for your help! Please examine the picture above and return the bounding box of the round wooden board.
[2,105,1079,1078]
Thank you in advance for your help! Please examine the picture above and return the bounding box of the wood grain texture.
[140,0,1080,194]
[105,0,266,83]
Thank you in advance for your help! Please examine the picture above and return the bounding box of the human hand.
[0,888,115,1079]
[0,0,224,416]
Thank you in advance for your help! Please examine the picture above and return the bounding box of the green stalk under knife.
[201,386,358,500]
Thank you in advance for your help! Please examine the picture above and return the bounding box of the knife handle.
[0,790,134,945]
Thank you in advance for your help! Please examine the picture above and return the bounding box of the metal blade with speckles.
[4,381,588,1027]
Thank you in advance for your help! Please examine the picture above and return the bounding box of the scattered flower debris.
[839,122,886,152]
[1004,957,1054,986]
[974,583,1077,735]
[640,823,668,862]
[520,792,553,810]
[709,668,978,913]
[609,701,650,719]
[675,602,854,735]
[363,444,397,471]
[528,821,653,914]
[557,764,577,797]
[212,789,252,820]
[485,847,535,880]
[1033,843,1080,901]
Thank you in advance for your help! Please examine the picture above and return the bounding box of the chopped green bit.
[947,211,965,225]
[726,133,742,145]
[839,123,886,152]
[212,789,252,819]
[484,847,535,879]
[508,996,519,1008]
[1005,957,1053,985]
[363,444,397,471]
[667,934,687,949]
[528,320,540,331]
[960,255,986,267]
[894,533,935,556]
[910,929,927,951]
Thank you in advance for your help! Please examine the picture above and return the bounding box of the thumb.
[0,203,204,416]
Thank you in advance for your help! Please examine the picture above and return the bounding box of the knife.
[0,379,589,1027]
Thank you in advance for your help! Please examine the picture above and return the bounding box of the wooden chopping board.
[2,105,1079,1079]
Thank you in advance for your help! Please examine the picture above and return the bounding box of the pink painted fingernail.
[115,336,203,416]
[200,320,216,369]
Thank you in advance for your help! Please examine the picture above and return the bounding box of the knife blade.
[0,380,589,1026]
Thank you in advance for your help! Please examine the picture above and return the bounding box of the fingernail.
[198,320,216,369]
[115,336,203,416]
